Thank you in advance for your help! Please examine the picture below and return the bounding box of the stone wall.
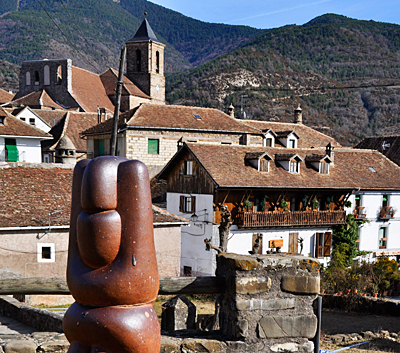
[216,253,320,353]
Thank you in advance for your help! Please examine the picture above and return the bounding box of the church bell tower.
[126,17,165,105]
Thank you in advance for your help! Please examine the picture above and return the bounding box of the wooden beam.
[0,276,226,295]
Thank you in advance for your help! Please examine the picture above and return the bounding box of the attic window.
[259,159,269,172]
[320,162,329,175]
[193,114,201,120]
[369,167,376,173]
[289,159,299,173]
[288,139,296,148]
[0,116,4,125]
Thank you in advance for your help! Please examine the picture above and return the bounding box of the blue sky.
[149,0,400,29]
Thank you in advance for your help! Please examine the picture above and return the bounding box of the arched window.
[156,51,160,73]
[26,72,31,86]
[44,65,50,85]
[57,65,62,84]
[34,71,40,85]
[136,49,141,72]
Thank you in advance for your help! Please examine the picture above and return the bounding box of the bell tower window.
[136,49,141,72]
[26,72,31,86]
[57,65,62,84]
[34,71,40,85]
[44,65,50,85]
[156,51,160,73]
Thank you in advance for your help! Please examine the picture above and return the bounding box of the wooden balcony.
[236,210,346,228]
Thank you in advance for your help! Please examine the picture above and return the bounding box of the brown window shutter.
[179,196,184,212]
[191,196,196,213]
[316,233,323,258]
[324,232,332,257]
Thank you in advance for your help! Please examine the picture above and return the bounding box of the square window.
[179,195,196,213]
[148,139,159,154]
[37,243,55,263]
[183,266,192,277]
[29,118,35,126]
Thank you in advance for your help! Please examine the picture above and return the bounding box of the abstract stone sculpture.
[63,156,160,353]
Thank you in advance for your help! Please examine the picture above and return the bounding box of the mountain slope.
[166,14,400,146]
[0,0,263,74]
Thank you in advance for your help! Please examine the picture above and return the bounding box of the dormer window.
[276,131,299,148]
[275,153,303,173]
[0,116,4,125]
[245,152,272,172]
[290,159,299,173]
[305,154,332,175]
[262,129,276,147]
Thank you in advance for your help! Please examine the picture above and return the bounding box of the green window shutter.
[148,139,159,154]
[98,140,105,156]
[5,138,18,162]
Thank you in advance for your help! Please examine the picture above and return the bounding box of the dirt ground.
[321,309,400,352]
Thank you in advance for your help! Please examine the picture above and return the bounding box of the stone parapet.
[216,253,320,352]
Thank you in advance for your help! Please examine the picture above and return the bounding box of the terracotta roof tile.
[0,107,51,138]
[29,109,68,127]
[100,68,149,99]
[152,205,189,224]
[176,144,400,191]
[10,90,64,110]
[354,136,400,167]
[0,163,185,228]
[71,66,115,113]
[82,104,263,136]
[0,88,14,104]
[42,112,99,152]
[240,120,339,148]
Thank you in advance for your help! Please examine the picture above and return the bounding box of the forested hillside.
[167,15,400,145]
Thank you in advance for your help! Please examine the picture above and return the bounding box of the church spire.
[126,18,163,45]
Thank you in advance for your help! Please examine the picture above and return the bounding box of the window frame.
[184,160,194,176]
[315,232,331,258]
[289,159,299,173]
[37,243,55,263]
[179,195,196,214]
[148,138,159,155]
[319,162,329,175]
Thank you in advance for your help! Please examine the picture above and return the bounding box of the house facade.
[158,142,400,276]
[0,107,51,163]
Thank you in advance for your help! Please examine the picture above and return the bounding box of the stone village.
[1,15,400,353]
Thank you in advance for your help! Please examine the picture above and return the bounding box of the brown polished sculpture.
[63,157,160,353]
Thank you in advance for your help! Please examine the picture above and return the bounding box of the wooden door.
[289,232,298,254]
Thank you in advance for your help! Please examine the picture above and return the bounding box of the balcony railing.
[236,210,346,228]
[379,206,394,220]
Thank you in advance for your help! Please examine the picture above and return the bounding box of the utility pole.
[110,46,127,156]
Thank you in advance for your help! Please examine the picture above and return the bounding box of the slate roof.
[0,107,51,138]
[240,120,339,148]
[70,66,115,113]
[126,18,163,45]
[354,136,400,167]
[10,90,64,110]
[0,88,14,104]
[0,163,186,228]
[42,111,99,152]
[100,68,150,99]
[159,143,400,191]
[81,104,262,136]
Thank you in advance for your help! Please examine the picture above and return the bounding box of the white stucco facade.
[0,136,45,163]
[14,107,51,133]
[348,191,400,260]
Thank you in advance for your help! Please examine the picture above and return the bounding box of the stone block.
[236,298,295,311]
[236,276,271,294]
[4,340,37,353]
[236,319,248,338]
[160,336,181,353]
[270,341,314,353]
[37,340,69,353]
[281,275,320,294]
[161,295,197,331]
[218,254,258,271]
[181,339,226,353]
[257,315,317,338]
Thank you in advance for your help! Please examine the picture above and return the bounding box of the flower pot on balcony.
[373,293,378,298]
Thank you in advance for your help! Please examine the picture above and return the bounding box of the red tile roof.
[354,136,400,167]
[162,143,400,191]
[29,109,68,127]
[70,66,115,113]
[0,163,187,228]
[42,111,99,152]
[240,120,339,148]
[100,68,149,99]
[10,90,64,110]
[0,88,14,104]
[82,104,262,136]
[0,107,51,138]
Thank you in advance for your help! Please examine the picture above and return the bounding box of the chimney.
[294,104,302,124]
[326,142,334,166]
[228,104,235,119]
